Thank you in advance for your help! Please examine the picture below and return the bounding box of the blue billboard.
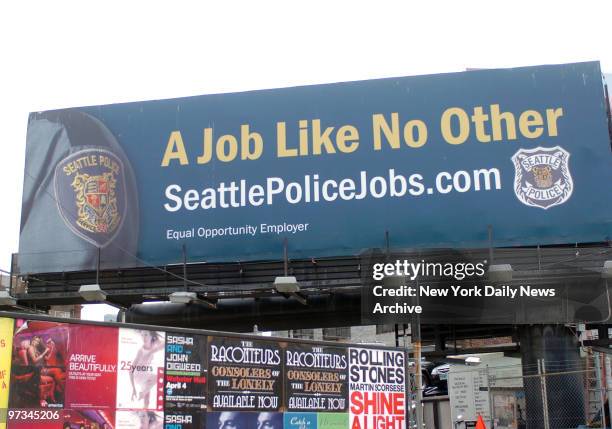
[18,61,612,273]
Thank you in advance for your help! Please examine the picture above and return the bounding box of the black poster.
[285,344,348,412]
[164,410,206,429]
[208,336,282,411]
[164,332,208,411]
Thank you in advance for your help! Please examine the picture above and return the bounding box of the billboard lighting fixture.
[78,284,107,302]
[273,277,307,305]
[602,261,612,279]
[273,276,300,293]
[487,264,513,283]
[168,291,217,309]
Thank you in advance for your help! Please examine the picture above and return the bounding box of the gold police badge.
[55,148,126,247]
[72,172,120,234]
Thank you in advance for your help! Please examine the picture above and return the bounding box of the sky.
[2,1,612,320]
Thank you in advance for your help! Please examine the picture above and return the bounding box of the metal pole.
[403,326,415,428]
[182,244,188,291]
[538,360,544,429]
[486,365,494,429]
[487,225,494,264]
[96,246,101,285]
[595,353,607,429]
[413,279,424,429]
[539,359,551,429]
[9,253,15,296]
[283,238,288,276]
[413,335,423,429]
[394,324,399,347]
[605,355,612,429]
[385,230,390,261]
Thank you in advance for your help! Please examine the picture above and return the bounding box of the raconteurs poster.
[208,336,282,411]
[285,344,348,412]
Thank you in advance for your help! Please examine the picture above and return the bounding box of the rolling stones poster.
[348,348,406,429]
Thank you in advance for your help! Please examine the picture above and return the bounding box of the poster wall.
[3,317,407,429]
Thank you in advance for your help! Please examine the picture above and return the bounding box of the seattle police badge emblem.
[54,148,126,247]
[511,146,573,209]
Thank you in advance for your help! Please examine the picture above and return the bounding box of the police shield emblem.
[511,146,573,209]
[54,148,126,247]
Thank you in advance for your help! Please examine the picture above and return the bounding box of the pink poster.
[65,325,118,409]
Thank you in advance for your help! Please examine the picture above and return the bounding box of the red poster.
[8,320,68,409]
[65,325,118,409]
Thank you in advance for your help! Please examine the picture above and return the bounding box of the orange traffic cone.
[475,414,487,429]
